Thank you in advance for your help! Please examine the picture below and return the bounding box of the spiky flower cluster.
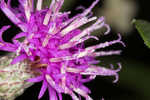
[0,0,124,100]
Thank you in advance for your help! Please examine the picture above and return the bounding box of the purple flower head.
[0,0,125,100]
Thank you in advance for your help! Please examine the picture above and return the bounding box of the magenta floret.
[0,0,124,100]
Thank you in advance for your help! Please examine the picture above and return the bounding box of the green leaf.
[132,19,150,48]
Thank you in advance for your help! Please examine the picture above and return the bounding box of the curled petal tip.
[113,73,119,83]
[117,34,126,47]
[104,24,110,35]
[113,63,122,83]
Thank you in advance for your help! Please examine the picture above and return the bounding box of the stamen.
[29,0,34,12]
[61,17,97,36]
[73,87,93,100]
[43,10,52,25]
[91,34,125,49]
[48,23,56,34]
[70,92,80,100]
[92,50,121,56]
[70,17,105,42]
[60,63,67,92]
[59,42,76,49]
[49,0,56,9]
[59,35,99,50]
[80,64,121,83]
[46,74,63,93]
[53,0,64,13]
[43,0,56,25]
[81,0,99,16]
[23,0,31,21]
[76,6,93,18]
[43,0,64,25]
[42,35,51,47]
[50,47,96,62]
[74,48,95,58]
[50,57,63,62]
[66,67,82,73]
[62,14,81,27]
[36,0,43,11]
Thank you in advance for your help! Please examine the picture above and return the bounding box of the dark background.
[0,0,150,100]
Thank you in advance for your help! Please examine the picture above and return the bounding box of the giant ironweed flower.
[0,0,125,100]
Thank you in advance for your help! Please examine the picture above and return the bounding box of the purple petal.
[27,76,43,83]
[79,85,91,94]
[13,32,27,40]
[38,80,48,99]
[18,0,26,7]
[0,43,17,52]
[48,85,58,100]
[0,25,11,42]
[58,93,62,100]
[11,54,27,64]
